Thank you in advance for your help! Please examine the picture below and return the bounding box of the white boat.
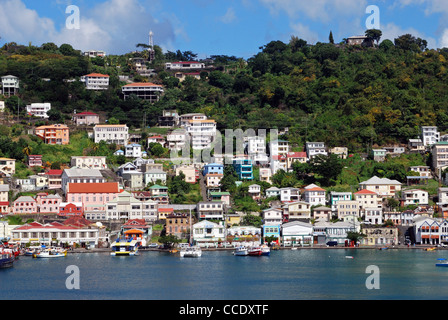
[261,245,270,256]
[33,248,67,259]
[180,246,202,258]
[233,246,249,256]
[110,238,139,256]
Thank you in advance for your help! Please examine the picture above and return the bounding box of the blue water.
[1,249,448,300]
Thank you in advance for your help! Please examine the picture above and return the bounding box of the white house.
[248,184,261,200]
[364,207,383,225]
[401,189,429,206]
[269,140,289,157]
[192,220,226,246]
[122,83,164,102]
[94,125,129,146]
[421,126,440,147]
[84,73,110,90]
[247,136,268,164]
[358,176,402,199]
[26,103,51,118]
[305,142,328,160]
[280,187,300,203]
[70,156,107,170]
[1,75,19,96]
[302,184,326,206]
[262,208,283,225]
[266,187,281,199]
[125,144,142,158]
[105,191,158,222]
[165,61,205,70]
[144,169,167,185]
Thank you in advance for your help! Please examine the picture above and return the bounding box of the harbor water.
[1,248,448,300]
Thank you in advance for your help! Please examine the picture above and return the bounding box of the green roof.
[149,185,168,189]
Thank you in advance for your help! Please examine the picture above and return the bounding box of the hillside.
[1,34,448,154]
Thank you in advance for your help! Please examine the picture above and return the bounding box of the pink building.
[13,196,38,215]
[35,193,62,214]
[66,182,122,214]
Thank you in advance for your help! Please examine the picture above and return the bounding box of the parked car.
[147,243,159,248]
[326,241,338,247]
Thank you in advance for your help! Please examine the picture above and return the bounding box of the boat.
[110,238,139,256]
[33,248,67,259]
[426,247,437,252]
[261,245,270,256]
[379,247,389,250]
[248,246,263,256]
[233,246,249,256]
[180,246,202,258]
[24,247,41,256]
[436,259,448,267]
[0,249,15,268]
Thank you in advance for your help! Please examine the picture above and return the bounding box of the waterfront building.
[192,220,225,246]
[166,213,191,239]
[361,226,399,246]
[11,219,100,248]
[262,224,281,245]
[281,221,314,247]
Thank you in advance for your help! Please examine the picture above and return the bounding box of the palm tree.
[22,145,32,157]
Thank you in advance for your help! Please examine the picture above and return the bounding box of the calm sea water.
[1,248,448,300]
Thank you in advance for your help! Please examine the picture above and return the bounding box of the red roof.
[85,73,109,78]
[287,152,307,158]
[305,187,325,192]
[158,207,174,212]
[123,82,163,88]
[67,182,120,194]
[355,189,378,195]
[46,170,63,176]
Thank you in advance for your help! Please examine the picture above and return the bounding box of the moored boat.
[426,247,437,252]
[261,245,270,256]
[0,249,15,268]
[248,246,263,256]
[436,258,448,267]
[33,249,67,259]
[233,246,249,256]
[110,238,139,256]
[180,246,202,258]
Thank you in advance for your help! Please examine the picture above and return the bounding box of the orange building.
[35,124,70,145]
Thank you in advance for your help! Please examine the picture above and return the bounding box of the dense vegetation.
[1,32,448,156]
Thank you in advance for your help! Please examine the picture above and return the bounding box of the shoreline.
[61,244,446,255]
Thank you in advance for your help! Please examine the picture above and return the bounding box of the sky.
[1,0,448,59]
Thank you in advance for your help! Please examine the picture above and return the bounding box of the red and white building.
[35,193,62,214]
[59,202,84,217]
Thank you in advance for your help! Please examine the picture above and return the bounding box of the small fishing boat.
[110,238,139,256]
[436,259,448,267]
[24,247,41,256]
[33,248,67,259]
[379,247,389,250]
[248,246,263,256]
[0,249,15,268]
[233,246,249,256]
[180,246,202,258]
[426,247,437,252]
[261,245,270,256]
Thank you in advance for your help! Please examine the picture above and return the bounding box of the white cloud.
[0,0,178,54]
[289,22,319,44]
[220,7,237,24]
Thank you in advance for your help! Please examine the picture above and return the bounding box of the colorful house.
[232,158,253,180]
[58,202,84,217]
[13,196,38,215]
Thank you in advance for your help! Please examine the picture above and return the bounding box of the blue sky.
[1,0,448,59]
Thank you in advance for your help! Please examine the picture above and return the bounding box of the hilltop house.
[358,176,402,199]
